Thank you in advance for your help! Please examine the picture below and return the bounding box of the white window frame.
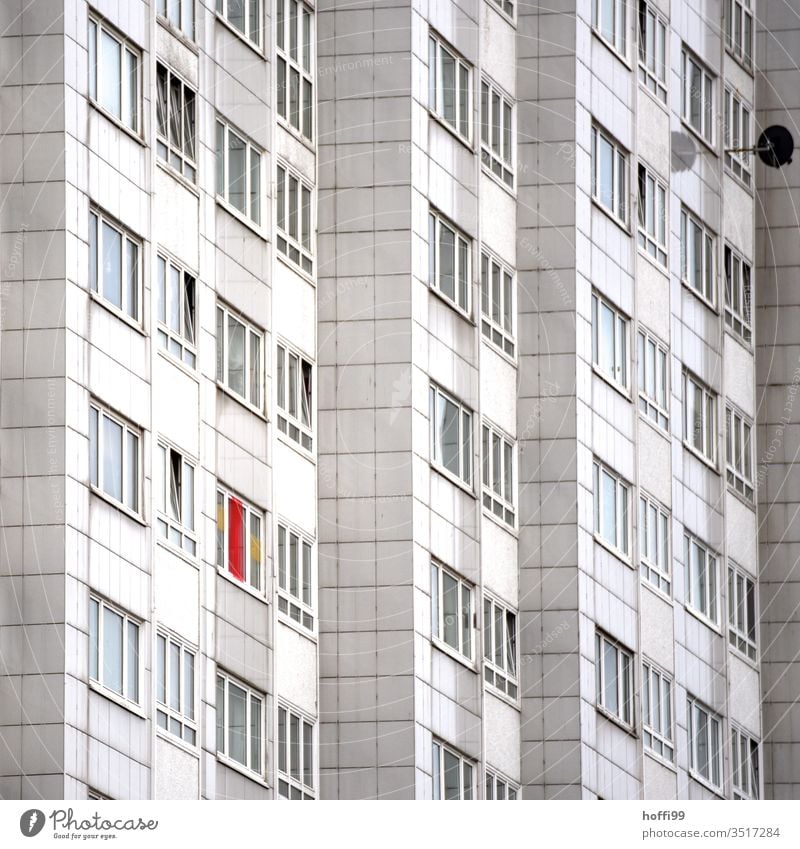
[216,0,262,48]
[683,370,717,465]
[277,703,315,799]
[637,163,667,266]
[642,660,673,762]
[731,725,760,799]
[483,595,518,700]
[637,328,669,430]
[593,459,630,556]
[276,341,313,453]
[485,768,518,800]
[724,88,752,187]
[687,696,723,790]
[431,561,474,662]
[276,0,313,141]
[428,31,471,143]
[725,0,753,69]
[215,119,263,226]
[592,0,627,57]
[216,671,264,776]
[637,1,667,102]
[591,125,628,223]
[88,14,140,133]
[684,533,719,625]
[276,161,313,275]
[157,0,194,40]
[277,522,314,632]
[89,209,141,322]
[481,421,516,527]
[724,244,752,344]
[429,383,473,487]
[156,63,197,182]
[594,631,633,726]
[428,208,471,315]
[680,208,716,305]
[89,401,140,514]
[726,405,754,501]
[156,253,197,369]
[216,302,263,411]
[480,78,514,188]
[489,0,514,21]
[639,492,670,595]
[480,251,515,358]
[156,631,197,746]
[155,441,197,556]
[89,595,140,705]
[591,291,629,390]
[216,485,264,593]
[728,563,757,661]
[681,48,715,144]
[432,740,474,800]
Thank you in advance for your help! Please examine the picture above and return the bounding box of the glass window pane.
[443,750,460,800]
[100,30,121,119]
[169,641,180,711]
[442,571,458,649]
[89,598,99,680]
[250,694,261,772]
[438,395,460,476]
[101,222,122,309]
[227,315,246,396]
[228,131,246,213]
[102,415,123,501]
[184,651,194,721]
[228,682,247,766]
[102,606,123,694]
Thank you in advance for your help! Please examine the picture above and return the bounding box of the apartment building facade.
[0,0,785,801]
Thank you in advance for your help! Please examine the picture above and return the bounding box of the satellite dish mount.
[725,125,794,168]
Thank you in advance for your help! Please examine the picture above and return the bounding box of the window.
[429,383,473,486]
[638,2,667,102]
[276,0,313,141]
[480,252,514,357]
[687,696,722,789]
[431,561,473,661]
[89,402,139,513]
[483,596,518,699]
[683,371,716,463]
[156,254,196,368]
[216,303,263,409]
[216,486,263,592]
[724,245,752,343]
[684,533,718,624]
[485,769,518,800]
[88,210,140,321]
[432,741,473,800]
[725,0,753,68]
[681,49,714,144]
[593,459,629,556]
[276,162,313,274]
[732,726,759,799]
[215,120,262,225]
[489,0,514,19]
[216,672,263,774]
[277,704,315,799]
[277,523,314,631]
[481,422,515,527]
[724,89,752,186]
[595,631,632,725]
[156,63,196,182]
[428,32,471,142]
[726,406,754,500]
[637,329,668,430]
[639,493,670,595]
[156,442,196,556]
[637,164,667,265]
[428,209,471,314]
[156,633,196,745]
[216,0,261,47]
[728,564,757,661]
[680,208,715,304]
[592,0,626,56]
[157,0,194,39]
[88,15,139,132]
[591,126,627,222]
[276,342,313,452]
[642,661,673,761]
[480,78,514,187]
[89,596,140,704]
[591,292,628,389]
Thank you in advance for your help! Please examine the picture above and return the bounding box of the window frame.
[428,30,472,144]
[682,370,717,465]
[277,521,315,632]
[277,703,316,799]
[489,0,514,22]
[485,768,519,800]
[681,47,715,145]
[680,207,716,306]
[428,208,471,316]
[731,725,760,799]
[591,291,629,391]
[276,340,314,453]
[591,125,628,224]
[157,0,195,40]
[89,594,141,706]
[88,208,141,323]
[216,484,265,594]
[87,13,141,133]
[684,532,719,626]
[276,0,314,142]
[728,563,757,662]
[215,119,263,227]
[593,459,630,557]
[637,163,667,266]
[276,160,314,275]
[216,302,264,412]
[215,671,265,776]
[156,62,197,183]
[594,631,633,727]
[724,244,752,344]
[592,0,627,58]
[687,695,723,790]
[724,0,753,70]
[156,253,197,369]
[637,1,667,103]
[483,594,518,701]
[216,0,262,49]
[724,88,752,187]
[642,659,673,762]
[156,631,197,747]
[431,560,474,663]
[639,492,671,596]
[429,382,473,488]
[636,328,669,431]
[480,250,515,358]
[481,421,516,528]
[89,400,140,515]
[726,405,754,501]
[480,77,514,188]
[155,440,197,557]
[432,740,474,800]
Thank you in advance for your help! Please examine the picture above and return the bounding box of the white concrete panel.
[481,516,517,604]
[155,544,200,644]
[273,261,317,359]
[729,654,761,736]
[636,257,670,345]
[725,491,758,575]
[723,177,754,260]
[155,735,199,799]
[480,175,516,266]
[156,24,198,87]
[638,421,672,508]
[154,168,199,271]
[484,693,520,783]
[724,333,755,418]
[640,586,674,673]
[154,354,199,457]
[274,442,317,534]
[637,90,670,179]
[277,622,317,717]
[480,2,516,98]
[480,348,517,437]
[643,753,677,799]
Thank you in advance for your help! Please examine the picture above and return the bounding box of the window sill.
[428,110,474,154]
[431,637,476,673]
[216,381,267,421]
[430,461,476,499]
[157,16,199,54]
[276,249,316,287]
[723,165,754,196]
[643,747,677,774]
[277,608,318,643]
[215,754,270,789]
[88,290,146,336]
[215,196,267,240]
[684,603,722,636]
[156,158,200,197]
[724,47,754,78]
[593,533,632,569]
[687,769,724,798]
[636,243,668,276]
[427,283,473,325]
[484,681,521,712]
[90,486,147,527]
[276,116,316,156]
[88,680,147,719]
[591,28,632,70]
[640,571,673,606]
[728,641,759,670]
[680,118,718,158]
[595,705,636,736]
[216,566,268,604]
[680,278,718,315]
[726,482,756,512]
[156,534,198,568]
[88,100,145,147]
[485,0,516,27]
[481,333,517,368]
[682,440,719,475]
[156,346,199,383]
[637,410,670,441]
[637,79,669,113]
[481,503,517,538]
[591,363,632,403]
[156,728,199,758]
[480,160,515,197]
[723,324,753,354]
[590,196,630,235]
[214,13,266,58]
[276,428,315,464]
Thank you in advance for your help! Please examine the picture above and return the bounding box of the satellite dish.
[757,125,794,168]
